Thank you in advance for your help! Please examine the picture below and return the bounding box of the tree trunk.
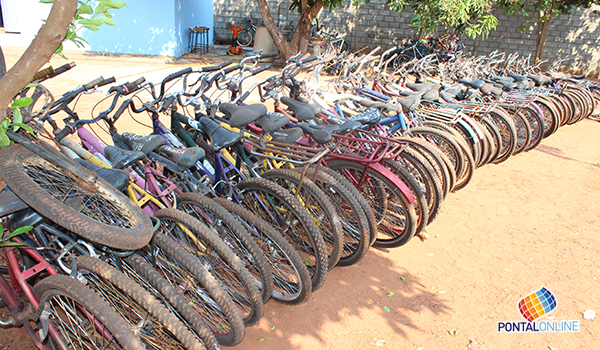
[256,0,324,60]
[0,0,77,122]
[535,18,551,62]
[256,0,295,60]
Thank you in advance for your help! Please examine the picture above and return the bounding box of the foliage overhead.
[385,0,499,39]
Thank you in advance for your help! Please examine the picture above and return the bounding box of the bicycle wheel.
[32,274,144,350]
[75,256,205,350]
[175,192,273,304]
[122,253,221,350]
[519,104,544,152]
[330,38,350,53]
[236,177,328,292]
[510,110,532,155]
[261,168,343,269]
[213,197,313,304]
[313,166,379,247]
[298,167,370,266]
[394,146,444,225]
[326,160,418,248]
[0,144,152,250]
[136,232,245,346]
[383,159,429,235]
[409,126,465,184]
[237,30,253,47]
[487,108,517,164]
[154,208,263,327]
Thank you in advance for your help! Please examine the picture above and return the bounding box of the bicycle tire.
[175,192,274,304]
[394,146,444,225]
[154,208,263,327]
[212,197,313,304]
[478,117,502,163]
[261,168,343,269]
[237,30,253,47]
[471,119,493,167]
[312,166,379,247]
[298,167,370,266]
[236,177,328,291]
[75,256,206,350]
[519,104,545,152]
[510,109,532,155]
[32,274,145,350]
[0,143,152,250]
[137,232,245,346]
[383,159,429,235]
[326,159,418,248]
[122,253,221,350]
[487,108,517,164]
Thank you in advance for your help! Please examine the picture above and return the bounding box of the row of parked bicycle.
[0,47,598,350]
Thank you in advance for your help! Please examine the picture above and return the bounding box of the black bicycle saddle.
[199,117,243,151]
[75,158,129,191]
[458,79,486,89]
[337,121,362,135]
[271,127,304,144]
[296,123,339,144]
[280,96,322,121]
[406,82,434,93]
[219,103,268,128]
[397,95,421,112]
[122,132,165,155]
[255,112,290,133]
[350,107,382,125]
[104,146,146,170]
[157,145,205,171]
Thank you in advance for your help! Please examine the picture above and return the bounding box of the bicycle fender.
[369,162,416,204]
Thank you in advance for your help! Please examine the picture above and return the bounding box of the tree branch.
[0,0,77,121]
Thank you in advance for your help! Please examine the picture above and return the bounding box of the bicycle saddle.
[528,74,552,86]
[296,123,339,144]
[397,95,421,112]
[0,187,29,218]
[336,121,362,135]
[350,107,382,125]
[280,96,322,121]
[75,158,129,191]
[104,146,146,170]
[422,88,440,101]
[479,83,496,95]
[157,145,205,171]
[442,84,466,97]
[271,127,303,144]
[439,90,456,102]
[405,82,434,93]
[458,79,486,89]
[356,99,400,113]
[508,73,527,82]
[199,117,243,151]
[547,72,571,81]
[219,103,268,128]
[122,132,165,155]
[255,112,290,133]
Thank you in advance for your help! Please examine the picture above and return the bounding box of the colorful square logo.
[518,287,557,322]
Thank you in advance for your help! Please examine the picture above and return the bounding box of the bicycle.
[237,18,257,47]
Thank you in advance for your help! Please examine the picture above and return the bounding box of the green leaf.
[11,97,34,109]
[77,4,94,15]
[449,329,459,335]
[95,3,110,14]
[270,326,275,330]
[12,109,22,132]
[258,337,265,342]
[0,241,27,247]
[99,17,116,26]
[400,276,405,281]
[39,0,54,3]
[25,83,39,88]
[387,291,395,297]
[9,226,33,237]
[383,306,390,313]
[85,24,100,31]
[79,18,104,26]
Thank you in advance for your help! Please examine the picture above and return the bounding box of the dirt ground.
[1,47,599,350]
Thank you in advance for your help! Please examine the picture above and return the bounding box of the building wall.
[0,0,214,57]
[213,0,600,76]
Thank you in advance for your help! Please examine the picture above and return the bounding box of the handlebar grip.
[165,67,193,82]
[223,64,242,75]
[299,56,318,65]
[32,66,55,82]
[199,64,222,72]
[112,100,131,123]
[83,76,106,90]
[50,62,76,77]
[251,65,271,75]
[261,52,278,59]
[219,59,234,68]
[54,125,74,142]
[98,76,116,88]
[123,77,146,94]
[239,90,252,103]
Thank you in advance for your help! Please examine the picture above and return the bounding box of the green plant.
[0,89,35,149]
[0,222,31,247]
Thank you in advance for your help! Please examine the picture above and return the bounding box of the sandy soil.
[1,47,599,350]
